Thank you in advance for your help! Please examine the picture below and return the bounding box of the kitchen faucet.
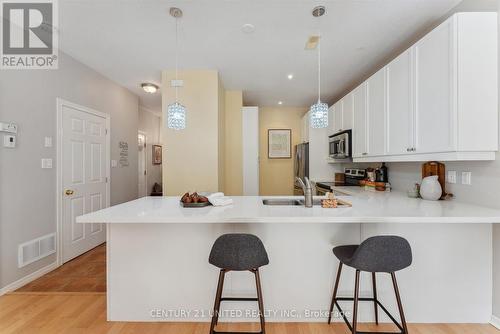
[296,176,313,208]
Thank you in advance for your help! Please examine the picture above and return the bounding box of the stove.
[315,168,366,195]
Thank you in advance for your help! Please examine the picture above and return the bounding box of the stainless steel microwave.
[329,130,352,161]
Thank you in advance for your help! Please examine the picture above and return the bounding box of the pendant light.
[309,6,328,129]
[167,7,186,130]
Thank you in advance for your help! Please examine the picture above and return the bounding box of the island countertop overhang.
[76,192,500,224]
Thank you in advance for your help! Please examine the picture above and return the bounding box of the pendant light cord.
[317,18,321,104]
[318,34,321,103]
[175,16,179,101]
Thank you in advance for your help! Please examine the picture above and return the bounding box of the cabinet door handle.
[362,152,367,156]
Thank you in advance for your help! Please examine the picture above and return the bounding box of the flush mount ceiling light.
[309,5,328,129]
[278,101,283,105]
[241,23,255,33]
[287,74,294,80]
[167,7,186,130]
[141,83,159,94]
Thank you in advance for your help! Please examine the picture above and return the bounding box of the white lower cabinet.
[350,12,498,163]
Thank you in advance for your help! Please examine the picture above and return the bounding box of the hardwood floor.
[15,244,106,293]
[2,244,499,333]
[0,293,499,334]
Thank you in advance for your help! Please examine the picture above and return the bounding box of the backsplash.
[343,157,500,209]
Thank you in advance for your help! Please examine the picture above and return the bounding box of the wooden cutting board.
[422,161,445,200]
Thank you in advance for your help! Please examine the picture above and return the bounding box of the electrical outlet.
[446,171,457,184]
[461,172,472,185]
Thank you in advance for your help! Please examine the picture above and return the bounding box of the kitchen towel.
[207,192,233,207]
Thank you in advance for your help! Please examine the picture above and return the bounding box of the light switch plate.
[461,172,472,185]
[3,134,16,148]
[44,137,52,147]
[170,79,184,87]
[0,122,18,134]
[41,158,53,169]
[111,160,117,168]
[446,171,457,184]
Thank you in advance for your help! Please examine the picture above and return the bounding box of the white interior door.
[138,132,147,197]
[61,101,108,263]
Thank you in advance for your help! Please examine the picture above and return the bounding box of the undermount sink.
[262,199,322,206]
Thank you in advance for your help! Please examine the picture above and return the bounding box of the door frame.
[55,98,111,266]
[137,130,148,197]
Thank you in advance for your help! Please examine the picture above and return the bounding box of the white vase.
[420,175,442,201]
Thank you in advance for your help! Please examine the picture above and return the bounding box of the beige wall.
[259,107,306,195]
[162,70,224,195]
[224,91,244,195]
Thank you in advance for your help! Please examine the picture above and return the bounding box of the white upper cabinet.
[350,12,497,162]
[386,49,414,155]
[330,94,354,135]
[333,101,343,133]
[342,93,354,131]
[366,69,386,157]
[414,17,456,154]
[352,83,367,158]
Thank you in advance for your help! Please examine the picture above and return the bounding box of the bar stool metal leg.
[254,269,266,334]
[352,270,360,334]
[372,272,379,325]
[210,269,226,334]
[391,272,408,334]
[328,262,343,324]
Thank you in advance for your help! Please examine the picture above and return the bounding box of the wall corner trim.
[490,315,500,329]
[0,261,59,296]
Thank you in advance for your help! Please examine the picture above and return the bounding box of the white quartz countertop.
[76,190,500,224]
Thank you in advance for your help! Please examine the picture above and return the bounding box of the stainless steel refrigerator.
[294,142,309,195]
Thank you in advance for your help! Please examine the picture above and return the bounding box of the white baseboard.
[0,261,59,296]
[491,315,500,330]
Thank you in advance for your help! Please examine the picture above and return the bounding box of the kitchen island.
[77,193,500,324]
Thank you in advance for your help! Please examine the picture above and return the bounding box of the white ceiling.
[58,0,465,112]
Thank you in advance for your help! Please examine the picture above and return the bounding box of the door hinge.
[105,129,108,135]
[105,177,108,183]
[144,170,147,175]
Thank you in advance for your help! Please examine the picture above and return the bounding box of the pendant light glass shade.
[310,101,329,128]
[167,102,186,130]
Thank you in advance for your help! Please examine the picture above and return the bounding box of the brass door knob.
[65,189,74,195]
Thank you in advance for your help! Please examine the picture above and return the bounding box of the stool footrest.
[334,297,405,334]
[220,297,258,302]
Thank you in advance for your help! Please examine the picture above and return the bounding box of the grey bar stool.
[209,233,269,334]
[327,236,412,334]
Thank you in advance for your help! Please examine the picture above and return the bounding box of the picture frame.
[152,145,162,165]
[268,129,292,159]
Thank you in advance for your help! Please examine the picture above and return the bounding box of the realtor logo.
[1,0,58,69]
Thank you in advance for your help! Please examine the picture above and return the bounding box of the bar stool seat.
[209,233,269,334]
[209,234,269,270]
[328,236,412,334]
